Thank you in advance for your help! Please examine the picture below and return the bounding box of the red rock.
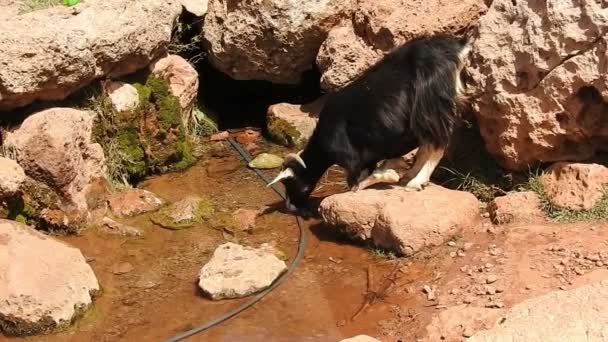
[107,189,165,218]
[150,54,199,111]
[232,208,261,232]
[488,191,545,225]
[540,163,608,211]
[210,131,229,141]
[234,129,260,144]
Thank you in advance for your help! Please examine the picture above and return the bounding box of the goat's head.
[267,151,315,217]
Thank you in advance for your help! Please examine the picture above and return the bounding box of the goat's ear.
[267,168,295,187]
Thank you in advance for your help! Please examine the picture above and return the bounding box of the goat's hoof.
[405,180,424,192]
[405,185,422,192]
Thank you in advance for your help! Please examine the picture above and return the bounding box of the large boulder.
[469,280,608,341]
[540,162,608,211]
[202,0,352,84]
[4,108,106,211]
[0,220,99,336]
[317,0,488,91]
[466,0,608,170]
[319,185,480,256]
[0,0,181,110]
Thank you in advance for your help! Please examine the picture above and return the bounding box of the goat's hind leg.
[405,144,445,191]
[352,159,401,192]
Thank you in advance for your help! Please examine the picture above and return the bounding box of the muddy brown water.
[2,140,498,342]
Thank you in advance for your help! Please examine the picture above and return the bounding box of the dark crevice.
[193,59,323,131]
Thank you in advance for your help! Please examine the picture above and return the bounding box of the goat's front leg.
[405,144,445,191]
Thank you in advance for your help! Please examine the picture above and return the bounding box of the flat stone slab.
[198,242,287,300]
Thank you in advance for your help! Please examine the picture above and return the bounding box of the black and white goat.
[268,34,472,216]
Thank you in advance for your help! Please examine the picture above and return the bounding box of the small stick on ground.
[351,264,402,321]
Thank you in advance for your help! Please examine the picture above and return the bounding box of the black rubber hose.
[163,137,307,342]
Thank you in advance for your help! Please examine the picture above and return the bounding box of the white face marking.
[267,168,295,187]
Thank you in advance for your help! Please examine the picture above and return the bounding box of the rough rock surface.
[150,196,213,230]
[317,0,487,91]
[0,157,26,199]
[266,96,325,148]
[0,0,181,110]
[488,191,545,225]
[98,216,142,237]
[423,305,504,342]
[180,0,208,16]
[198,242,287,300]
[202,0,351,84]
[149,54,199,112]
[540,163,608,211]
[319,185,480,256]
[107,189,165,218]
[0,220,99,335]
[466,0,608,170]
[4,108,105,210]
[469,280,608,341]
[339,335,382,342]
[102,81,139,113]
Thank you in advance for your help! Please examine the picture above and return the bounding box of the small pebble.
[485,285,497,295]
[486,275,498,284]
[448,241,457,247]
[457,250,466,257]
[464,242,474,251]
[450,251,457,258]
[574,267,585,275]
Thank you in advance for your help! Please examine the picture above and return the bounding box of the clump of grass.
[521,169,608,223]
[440,167,506,202]
[188,106,218,138]
[369,246,397,260]
[19,0,64,13]
[168,14,205,64]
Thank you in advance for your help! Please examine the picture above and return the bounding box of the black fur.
[279,34,470,215]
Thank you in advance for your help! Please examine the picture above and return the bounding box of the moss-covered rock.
[4,177,86,234]
[248,153,284,169]
[150,196,214,230]
[93,75,196,184]
[267,115,303,148]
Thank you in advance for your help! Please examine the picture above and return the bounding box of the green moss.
[91,74,198,184]
[267,116,303,148]
[150,197,214,230]
[175,141,196,170]
[116,127,146,179]
[158,96,183,131]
